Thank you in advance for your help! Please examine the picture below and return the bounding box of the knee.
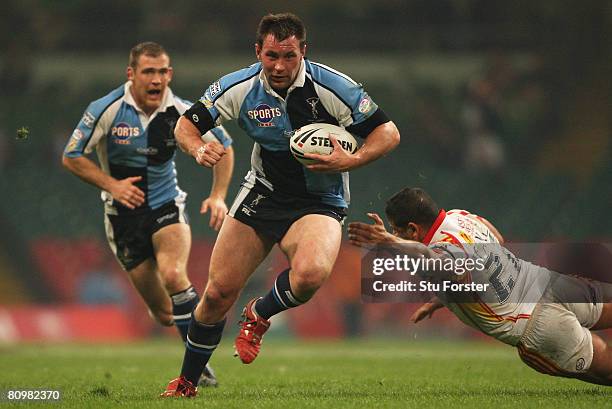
[149,308,174,327]
[203,281,240,312]
[290,260,332,295]
[159,266,189,294]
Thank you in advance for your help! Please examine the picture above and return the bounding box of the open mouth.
[147,89,161,96]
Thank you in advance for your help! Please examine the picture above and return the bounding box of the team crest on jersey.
[66,129,84,152]
[247,103,282,127]
[306,97,320,119]
[81,112,95,128]
[111,122,140,144]
[358,96,373,114]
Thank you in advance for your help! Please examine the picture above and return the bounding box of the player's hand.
[200,195,227,231]
[348,212,399,247]
[305,135,358,173]
[409,302,439,323]
[192,141,226,168]
[110,176,145,209]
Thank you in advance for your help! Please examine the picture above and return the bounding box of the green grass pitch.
[0,339,609,408]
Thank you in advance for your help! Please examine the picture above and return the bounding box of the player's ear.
[301,43,307,58]
[255,43,261,61]
[126,66,134,81]
[407,222,420,241]
[167,66,173,83]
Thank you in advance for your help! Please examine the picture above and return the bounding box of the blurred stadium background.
[0,0,610,344]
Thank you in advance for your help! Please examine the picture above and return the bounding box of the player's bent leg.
[592,304,612,330]
[127,259,174,326]
[152,222,192,294]
[581,332,612,385]
[180,216,272,382]
[280,214,342,300]
[152,222,200,339]
[233,214,342,364]
[517,302,612,385]
[197,215,273,323]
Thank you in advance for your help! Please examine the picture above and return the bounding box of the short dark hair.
[128,42,168,68]
[385,187,439,228]
[256,13,306,48]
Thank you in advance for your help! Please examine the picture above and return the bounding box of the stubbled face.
[256,34,305,92]
[127,54,173,115]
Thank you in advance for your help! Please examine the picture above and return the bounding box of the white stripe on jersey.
[214,76,258,124]
[250,143,273,191]
[309,76,355,128]
[86,98,123,155]
[173,97,192,115]
[309,61,359,86]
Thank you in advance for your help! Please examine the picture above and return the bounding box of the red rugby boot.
[234,297,271,364]
[160,376,197,398]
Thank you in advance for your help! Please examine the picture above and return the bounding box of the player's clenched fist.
[191,142,226,168]
[110,176,146,209]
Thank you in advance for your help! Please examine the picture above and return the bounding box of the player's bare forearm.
[200,146,234,230]
[210,146,234,200]
[352,121,400,169]
[175,116,206,157]
[175,117,226,167]
[306,121,400,172]
[395,239,441,259]
[62,155,117,192]
[62,155,145,209]
[410,297,445,323]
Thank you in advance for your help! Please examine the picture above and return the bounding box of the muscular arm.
[306,121,400,172]
[175,116,226,167]
[61,155,145,209]
[350,121,401,169]
[200,146,234,231]
[210,146,234,200]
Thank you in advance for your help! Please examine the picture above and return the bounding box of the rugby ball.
[290,123,358,166]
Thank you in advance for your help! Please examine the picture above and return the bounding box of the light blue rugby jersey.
[185,58,389,208]
[64,82,232,214]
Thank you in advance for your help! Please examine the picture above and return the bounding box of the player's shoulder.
[170,91,193,114]
[446,209,475,220]
[212,63,262,98]
[305,59,359,90]
[85,84,126,119]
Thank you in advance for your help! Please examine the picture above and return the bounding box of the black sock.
[181,316,226,385]
[171,286,199,342]
[255,269,305,319]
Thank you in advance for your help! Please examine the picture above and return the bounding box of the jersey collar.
[259,58,306,99]
[422,209,447,245]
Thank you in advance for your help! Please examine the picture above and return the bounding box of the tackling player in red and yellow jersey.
[349,187,612,386]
